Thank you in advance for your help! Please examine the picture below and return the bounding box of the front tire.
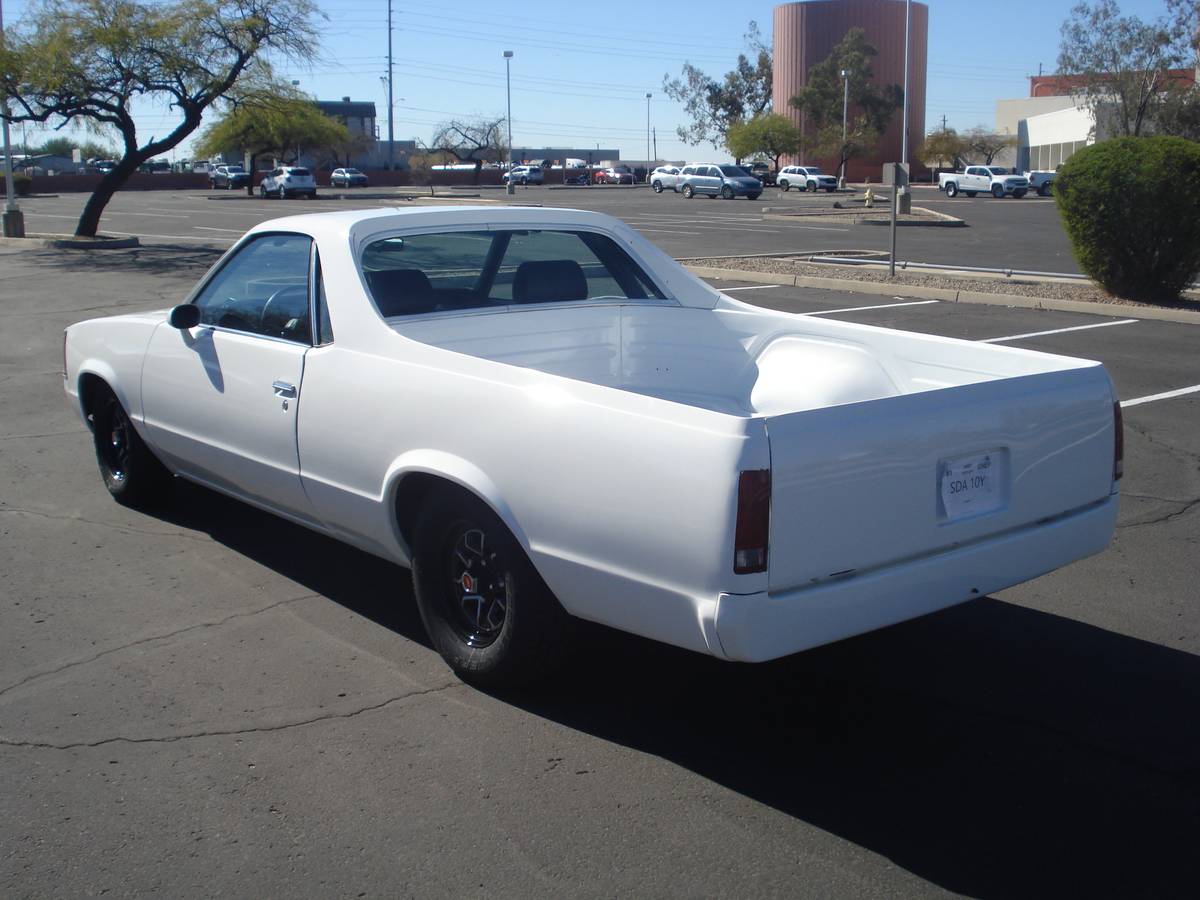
[90,385,171,507]
[682,184,694,199]
[992,184,1005,198]
[411,490,574,688]
[720,185,734,200]
[652,180,663,193]
[806,180,817,192]
[779,180,790,191]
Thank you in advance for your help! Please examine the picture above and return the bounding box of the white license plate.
[940,451,1003,520]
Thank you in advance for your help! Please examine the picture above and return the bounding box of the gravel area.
[687,255,1200,311]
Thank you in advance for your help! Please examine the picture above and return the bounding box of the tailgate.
[764,367,1116,593]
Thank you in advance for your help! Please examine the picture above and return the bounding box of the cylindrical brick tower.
[774,0,928,181]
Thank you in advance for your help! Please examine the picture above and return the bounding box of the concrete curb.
[684,264,1200,325]
[0,233,140,250]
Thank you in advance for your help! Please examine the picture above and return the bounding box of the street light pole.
[839,69,849,188]
[1,0,26,237]
[645,93,651,171]
[504,50,514,196]
[386,0,395,170]
[901,0,911,166]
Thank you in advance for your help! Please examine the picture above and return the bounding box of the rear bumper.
[712,495,1118,662]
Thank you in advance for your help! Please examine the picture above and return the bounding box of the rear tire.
[411,490,574,688]
[90,385,172,508]
[945,182,958,198]
[780,180,790,191]
[652,181,663,193]
[1038,182,1052,197]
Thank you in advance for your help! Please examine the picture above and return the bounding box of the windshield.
[226,165,245,173]
[362,229,666,318]
[987,167,1009,176]
[345,169,362,175]
[804,167,824,175]
[719,165,748,177]
[288,168,311,176]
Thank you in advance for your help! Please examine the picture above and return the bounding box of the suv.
[209,164,249,190]
[777,166,837,192]
[330,167,369,187]
[649,165,682,193]
[260,166,317,199]
[502,165,544,185]
[678,164,762,200]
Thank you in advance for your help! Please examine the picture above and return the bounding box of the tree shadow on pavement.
[149,480,1197,898]
[30,244,224,279]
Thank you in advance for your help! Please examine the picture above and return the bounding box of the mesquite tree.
[0,0,319,236]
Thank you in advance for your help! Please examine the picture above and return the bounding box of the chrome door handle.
[272,381,297,398]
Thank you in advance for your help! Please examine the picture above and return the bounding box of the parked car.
[749,161,776,185]
[89,159,117,175]
[501,165,544,185]
[777,165,837,192]
[59,206,1123,686]
[209,164,249,190]
[649,165,683,193]
[939,166,1029,198]
[678,163,762,200]
[1025,170,1056,196]
[259,166,318,199]
[594,166,635,185]
[562,171,591,185]
[330,167,369,188]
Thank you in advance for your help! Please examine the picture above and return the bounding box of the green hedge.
[13,172,32,197]
[1055,136,1200,303]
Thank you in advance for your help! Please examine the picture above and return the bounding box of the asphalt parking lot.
[1,193,1198,897]
[13,181,1080,272]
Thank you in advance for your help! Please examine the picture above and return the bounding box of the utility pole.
[1,0,25,237]
[645,93,651,169]
[839,69,849,188]
[386,0,395,170]
[899,0,911,213]
[652,127,657,161]
[504,51,514,196]
[941,114,947,131]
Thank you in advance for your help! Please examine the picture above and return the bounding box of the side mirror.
[169,304,201,329]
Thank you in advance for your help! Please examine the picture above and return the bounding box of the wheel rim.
[443,523,508,648]
[100,401,132,483]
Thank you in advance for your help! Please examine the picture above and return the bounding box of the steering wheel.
[261,286,310,339]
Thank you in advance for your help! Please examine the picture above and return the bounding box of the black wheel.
[90,385,171,507]
[411,490,574,687]
[992,183,1005,198]
[652,180,663,193]
[945,182,958,198]
[966,191,977,198]
[747,193,761,200]
[1039,182,1052,197]
[682,184,694,199]
[259,184,267,198]
[720,185,734,200]
[779,179,790,191]
[806,180,817,192]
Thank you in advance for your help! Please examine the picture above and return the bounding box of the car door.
[140,232,317,520]
[964,167,985,191]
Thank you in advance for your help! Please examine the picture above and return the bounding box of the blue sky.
[3,0,1183,162]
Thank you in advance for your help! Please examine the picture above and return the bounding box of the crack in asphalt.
[0,504,211,543]
[1127,423,1200,463]
[0,683,461,750]
[0,594,320,700]
[1120,491,1195,504]
[1117,496,1200,530]
[0,429,80,442]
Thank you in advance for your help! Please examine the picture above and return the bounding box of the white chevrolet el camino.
[64,207,1122,686]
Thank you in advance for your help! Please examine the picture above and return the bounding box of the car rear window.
[289,168,311,176]
[361,229,665,318]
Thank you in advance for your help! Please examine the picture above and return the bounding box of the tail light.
[1113,402,1124,482]
[734,469,771,574]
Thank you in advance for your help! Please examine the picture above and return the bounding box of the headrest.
[511,260,588,304]
[367,268,434,316]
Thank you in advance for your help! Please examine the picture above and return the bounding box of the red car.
[594,166,635,185]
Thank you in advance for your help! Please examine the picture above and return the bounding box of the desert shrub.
[13,172,32,196]
[1055,136,1200,303]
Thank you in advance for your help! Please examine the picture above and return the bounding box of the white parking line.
[101,230,235,242]
[803,299,941,316]
[720,285,782,292]
[194,225,247,233]
[629,227,702,235]
[979,319,1139,343]
[1120,384,1200,408]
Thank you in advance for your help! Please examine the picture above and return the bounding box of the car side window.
[191,233,313,343]
[314,252,334,346]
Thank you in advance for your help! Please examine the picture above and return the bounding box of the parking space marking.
[979,319,1139,343]
[1120,384,1200,408]
[194,225,248,233]
[803,299,941,316]
[102,230,235,243]
[719,285,782,292]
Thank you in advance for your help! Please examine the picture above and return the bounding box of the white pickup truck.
[939,166,1030,198]
[63,207,1121,687]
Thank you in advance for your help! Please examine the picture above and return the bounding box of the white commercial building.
[995,96,1100,172]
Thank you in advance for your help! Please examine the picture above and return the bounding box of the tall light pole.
[1,0,25,237]
[386,0,395,170]
[839,69,850,188]
[901,0,911,166]
[504,50,514,195]
[645,93,652,170]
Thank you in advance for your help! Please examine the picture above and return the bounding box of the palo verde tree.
[430,117,508,184]
[725,114,800,171]
[788,28,903,177]
[196,86,351,196]
[662,21,772,150]
[0,0,320,236]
